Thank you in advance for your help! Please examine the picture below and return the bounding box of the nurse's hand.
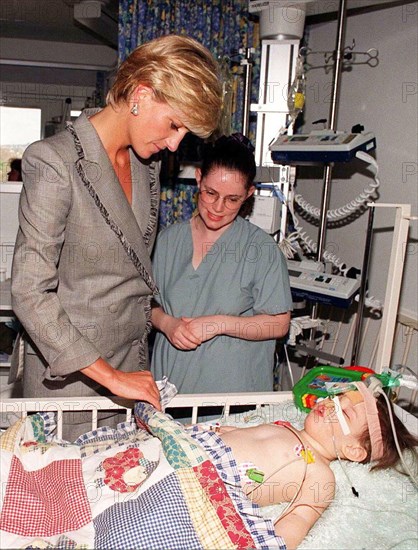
[82,359,162,410]
[181,315,221,343]
[165,316,203,350]
[151,306,201,350]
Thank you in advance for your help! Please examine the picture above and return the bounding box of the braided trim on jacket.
[66,122,158,295]
[137,296,153,370]
[142,163,159,248]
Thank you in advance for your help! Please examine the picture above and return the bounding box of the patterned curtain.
[118,0,259,228]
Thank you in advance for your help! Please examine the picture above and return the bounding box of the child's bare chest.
[222,424,321,506]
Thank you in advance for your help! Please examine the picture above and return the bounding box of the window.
[0,106,41,180]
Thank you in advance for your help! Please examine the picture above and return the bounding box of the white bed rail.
[0,391,293,439]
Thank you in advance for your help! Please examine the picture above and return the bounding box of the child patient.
[215,382,417,549]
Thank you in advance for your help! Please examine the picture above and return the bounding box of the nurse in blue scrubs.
[151,134,293,393]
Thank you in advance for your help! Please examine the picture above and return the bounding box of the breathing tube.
[293,366,418,490]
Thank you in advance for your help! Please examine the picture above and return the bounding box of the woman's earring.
[130,103,139,116]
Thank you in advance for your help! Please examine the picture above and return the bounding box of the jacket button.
[109,304,118,313]
[132,339,139,346]
[106,350,114,358]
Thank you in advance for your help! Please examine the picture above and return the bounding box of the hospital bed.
[1,389,416,549]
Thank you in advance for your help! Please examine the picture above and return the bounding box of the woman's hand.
[110,369,162,410]
[152,306,202,350]
[164,316,203,350]
[181,315,221,343]
[82,359,162,410]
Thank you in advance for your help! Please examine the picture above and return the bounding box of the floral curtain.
[118,0,259,228]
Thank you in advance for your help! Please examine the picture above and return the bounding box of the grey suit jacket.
[11,109,160,390]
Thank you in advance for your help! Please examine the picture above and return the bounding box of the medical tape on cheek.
[331,396,351,435]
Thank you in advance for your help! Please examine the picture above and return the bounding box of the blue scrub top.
[151,216,293,393]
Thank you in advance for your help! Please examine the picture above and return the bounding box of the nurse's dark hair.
[359,394,418,472]
[200,133,256,190]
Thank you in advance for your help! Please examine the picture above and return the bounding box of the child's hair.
[200,133,256,190]
[359,394,418,471]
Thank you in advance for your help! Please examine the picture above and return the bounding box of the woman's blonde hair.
[107,35,223,138]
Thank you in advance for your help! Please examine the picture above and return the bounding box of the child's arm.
[274,504,328,549]
[274,468,335,549]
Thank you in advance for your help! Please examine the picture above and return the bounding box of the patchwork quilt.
[0,402,286,549]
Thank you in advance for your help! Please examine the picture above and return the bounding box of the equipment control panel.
[270,130,376,163]
[287,259,360,308]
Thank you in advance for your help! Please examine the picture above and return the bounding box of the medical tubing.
[286,218,383,311]
[395,375,418,391]
[286,200,383,310]
[244,421,309,521]
[396,365,418,379]
[332,433,359,497]
[389,366,418,390]
[284,344,295,386]
[283,165,384,311]
[291,215,349,275]
[270,425,309,522]
[285,187,349,273]
[294,151,380,222]
[353,291,383,314]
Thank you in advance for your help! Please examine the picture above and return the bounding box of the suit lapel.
[69,111,158,293]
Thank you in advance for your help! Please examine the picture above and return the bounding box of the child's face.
[304,391,368,454]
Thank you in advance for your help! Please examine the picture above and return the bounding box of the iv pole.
[313,0,376,366]
[316,0,348,260]
[308,0,348,358]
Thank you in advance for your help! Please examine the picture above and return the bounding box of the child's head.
[305,391,370,463]
[306,386,418,471]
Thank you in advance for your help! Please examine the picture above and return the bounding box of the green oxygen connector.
[376,371,401,389]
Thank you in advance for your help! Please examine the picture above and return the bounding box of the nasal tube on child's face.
[331,396,351,435]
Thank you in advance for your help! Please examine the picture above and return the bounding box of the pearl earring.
[130,103,139,116]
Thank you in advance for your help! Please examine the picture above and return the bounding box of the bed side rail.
[0,391,293,438]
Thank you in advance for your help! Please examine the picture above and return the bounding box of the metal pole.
[329,0,348,130]
[351,205,375,365]
[308,0,348,360]
[316,0,348,260]
[241,47,254,137]
[316,164,333,261]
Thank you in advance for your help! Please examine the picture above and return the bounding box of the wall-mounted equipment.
[287,259,360,308]
[270,130,376,163]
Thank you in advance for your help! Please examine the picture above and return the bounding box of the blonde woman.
[11,35,222,440]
